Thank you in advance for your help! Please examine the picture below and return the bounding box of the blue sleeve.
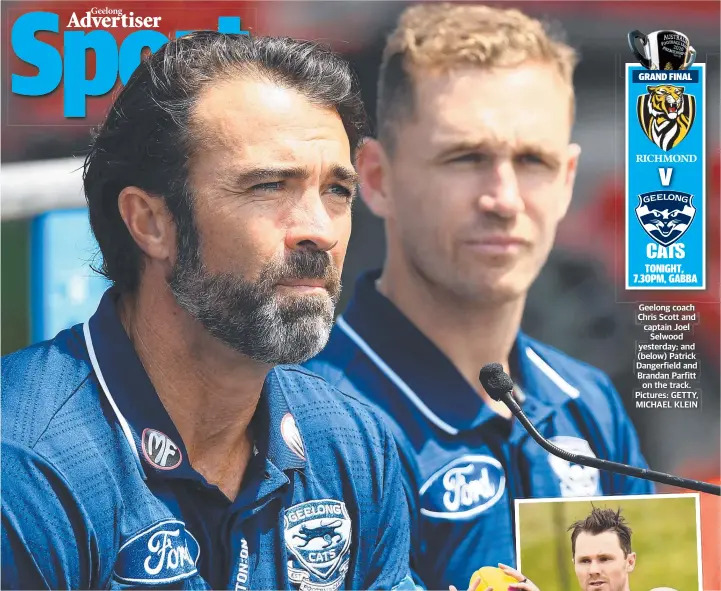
[363,425,418,591]
[604,376,655,495]
[1,441,96,590]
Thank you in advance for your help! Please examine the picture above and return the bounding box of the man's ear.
[356,138,393,219]
[626,551,637,572]
[118,187,175,262]
[557,142,581,221]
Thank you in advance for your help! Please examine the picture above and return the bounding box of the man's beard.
[167,229,341,365]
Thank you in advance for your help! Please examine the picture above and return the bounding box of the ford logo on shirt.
[419,455,506,520]
[113,519,200,585]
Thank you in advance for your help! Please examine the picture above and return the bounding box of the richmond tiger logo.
[637,85,696,151]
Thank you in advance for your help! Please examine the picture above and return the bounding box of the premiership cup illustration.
[628,30,696,71]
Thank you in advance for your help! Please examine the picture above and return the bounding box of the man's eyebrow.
[435,139,494,157]
[233,165,359,187]
[328,164,360,186]
[234,166,310,186]
[434,139,560,162]
[575,553,614,560]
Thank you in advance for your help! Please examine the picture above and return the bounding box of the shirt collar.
[339,270,578,435]
[84,289,306,483]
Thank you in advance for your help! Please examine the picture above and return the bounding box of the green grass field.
[518,495,700,591]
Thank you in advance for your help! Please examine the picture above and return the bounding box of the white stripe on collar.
[83,322,146,478]
[524,346,580,399]
[338,316,581,418]
[336,315,459,436]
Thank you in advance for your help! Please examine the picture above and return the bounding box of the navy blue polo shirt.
[305,270,654,590]
[2,289,416,590]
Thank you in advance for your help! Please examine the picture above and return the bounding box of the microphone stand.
[499,389,721,496]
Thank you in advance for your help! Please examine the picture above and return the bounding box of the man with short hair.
[306,3,652,588]
[1,32,415,590]
[569,507,637,591]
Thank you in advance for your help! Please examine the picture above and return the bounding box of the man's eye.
[516,153,547,166]
[252,181,284,191]
[328,184,354,201]
[450,153,488,164]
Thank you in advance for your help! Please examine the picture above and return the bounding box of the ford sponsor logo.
[113,519,200,585]
[419,455,506,520]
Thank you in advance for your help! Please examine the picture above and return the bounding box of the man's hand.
[497,563,540,591]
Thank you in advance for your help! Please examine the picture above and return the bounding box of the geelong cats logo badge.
[547,436,601,497]
[284,499,352,591]
[635,191,695,247]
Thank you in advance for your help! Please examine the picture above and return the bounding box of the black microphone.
[479,362,721,496]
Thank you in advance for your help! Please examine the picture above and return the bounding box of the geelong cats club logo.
[284,499,352,591]
[637,85,696,151]
[635,191,696,246]
[142,428,182,470]
[547,436,601,497]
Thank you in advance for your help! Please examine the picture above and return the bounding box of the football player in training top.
[569,507,637,591]
[2,32,416,590]
[306,4,653,588]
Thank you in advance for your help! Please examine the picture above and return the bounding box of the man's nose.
[285,189,340,252]
[478,159,525,217]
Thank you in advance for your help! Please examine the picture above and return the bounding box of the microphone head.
[479,363,514,402]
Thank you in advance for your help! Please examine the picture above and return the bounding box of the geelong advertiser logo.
[66,8,163,29]
[10,10,249,118]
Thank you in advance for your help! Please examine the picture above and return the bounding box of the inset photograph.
[515,494,702,591]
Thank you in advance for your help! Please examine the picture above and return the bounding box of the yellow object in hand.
[469,566,519,591]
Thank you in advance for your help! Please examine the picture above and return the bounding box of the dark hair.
[84,31,368,293]
[568,506,633,557]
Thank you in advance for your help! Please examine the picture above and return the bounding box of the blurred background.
[518,495,701,589]
[2,0,719,582]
